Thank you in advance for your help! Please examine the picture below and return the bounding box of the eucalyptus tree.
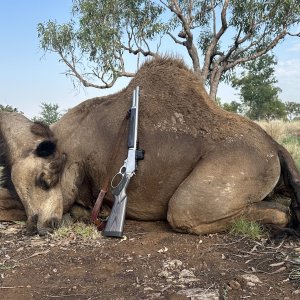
[38,0,300,99]
[231,54,287,120]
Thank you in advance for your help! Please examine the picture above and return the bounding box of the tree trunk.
[209,81,219,101]
[209,67,223,101]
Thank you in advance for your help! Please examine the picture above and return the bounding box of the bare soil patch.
[1,220,300,300]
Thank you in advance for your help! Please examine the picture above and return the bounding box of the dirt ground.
[1,220,300,300]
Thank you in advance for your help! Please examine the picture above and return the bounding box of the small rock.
[247,282,256,287]
[158,247,168,253]
[241,274,262,286]
[163,259,183,269]
[158,270,171,278]
[228,280,241,290]
[179,269,195,278]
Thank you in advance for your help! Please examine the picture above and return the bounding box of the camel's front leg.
[0,189,26,221]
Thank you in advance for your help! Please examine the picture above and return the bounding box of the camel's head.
[0,112,66,235]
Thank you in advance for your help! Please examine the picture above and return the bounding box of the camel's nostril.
[36,217,61,236]
[49,217,60,229]
[26,214,38,235]
[38,227,53,236]
[31,214,38,223]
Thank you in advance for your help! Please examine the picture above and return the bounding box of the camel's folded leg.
[242,200,289,227]
[167,147,282,235]
[0,189,26,221]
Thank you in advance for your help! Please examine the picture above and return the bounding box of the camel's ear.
[34,140,56,157]
[31,121,54,138]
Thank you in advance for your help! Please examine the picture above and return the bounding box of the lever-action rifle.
[102,86,144,237]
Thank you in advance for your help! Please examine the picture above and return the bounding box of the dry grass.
[257,120,300,143]
[257,120,300,170]
[283,138,300,160]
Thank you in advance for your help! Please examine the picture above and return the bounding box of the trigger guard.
[111,174,130,195]
[111,172,124,189]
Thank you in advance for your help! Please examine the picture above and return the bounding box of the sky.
[1,1,300,118]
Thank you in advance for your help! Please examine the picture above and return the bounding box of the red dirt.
[1,220,300,300]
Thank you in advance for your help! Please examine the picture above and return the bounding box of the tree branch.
[225,31,287,70]
[167,0,201,76]
[202,0,229,83]
[287,31,300,37]
[167,32,185,45]
[123,23,157,57]
[57,50,134,89]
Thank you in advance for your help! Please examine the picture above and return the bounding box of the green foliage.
[37,0,300,97]
[38,0,165,87]
[230,218,265,240]
[231,54,287,120]
[54,222,101,240]
[0,104,23,114]
[282,135,300,145]
[222,101,242,113]
[32,102,63,125]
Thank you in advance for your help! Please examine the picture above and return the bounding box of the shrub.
[54,222,101,240]
[230,218,266,240]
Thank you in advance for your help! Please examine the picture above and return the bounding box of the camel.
[1,57,300,235]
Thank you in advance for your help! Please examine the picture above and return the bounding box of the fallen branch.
[0,285,31,289]
[18,250,50,262]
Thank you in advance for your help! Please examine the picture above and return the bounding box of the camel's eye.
[36,172,50,190]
